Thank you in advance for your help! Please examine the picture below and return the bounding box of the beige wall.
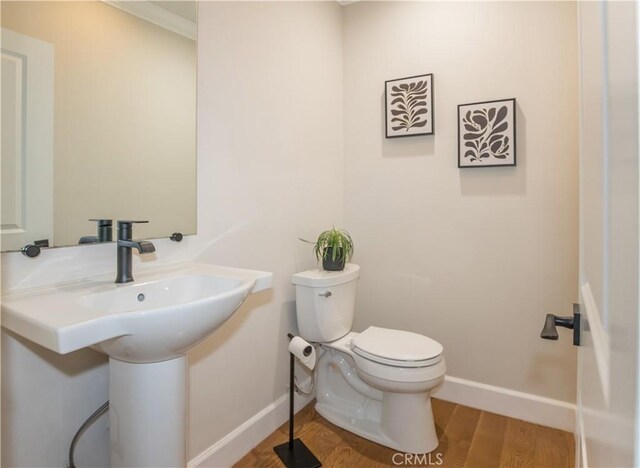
[189,1,344,456]
[343,1,579,402]
[2,1,196,246]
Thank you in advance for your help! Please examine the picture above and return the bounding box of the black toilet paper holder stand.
[273,333,322,468]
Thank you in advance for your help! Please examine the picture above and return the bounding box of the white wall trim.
[188,384,314,468]
[581,282,610,405]
[434,375,576,433]
[101,1,196,40]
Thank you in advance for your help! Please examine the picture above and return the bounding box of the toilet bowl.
[292,264,446,454]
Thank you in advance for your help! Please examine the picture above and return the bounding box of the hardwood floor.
[234,399,574,468]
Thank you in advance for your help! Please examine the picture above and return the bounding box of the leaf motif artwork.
[390,81,428,131]
[457,98,516,168]
[385,74,434,138]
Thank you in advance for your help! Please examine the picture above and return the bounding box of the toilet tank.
[292,264,360,343]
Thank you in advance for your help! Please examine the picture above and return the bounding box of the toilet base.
[315,394,439,455]
[315,348,441,454]
[316,402,392,448]
[381,392,439,454]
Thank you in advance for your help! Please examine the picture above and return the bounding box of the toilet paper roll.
[289,336,316,371]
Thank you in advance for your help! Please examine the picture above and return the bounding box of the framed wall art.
[385,74,434,138]
[458,98,516,168]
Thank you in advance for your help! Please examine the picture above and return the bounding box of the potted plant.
[302,228,354,271]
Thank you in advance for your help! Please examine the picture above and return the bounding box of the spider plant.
[301,228,354,271]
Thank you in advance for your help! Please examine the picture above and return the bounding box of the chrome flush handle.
[318,291,332,298]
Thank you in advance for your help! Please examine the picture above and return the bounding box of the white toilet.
[292,264,446,454]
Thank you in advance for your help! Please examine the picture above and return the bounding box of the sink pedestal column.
[109,356,186,467]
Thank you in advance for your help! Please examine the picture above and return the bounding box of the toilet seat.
[351,326,443,368]
[322,328,446,383]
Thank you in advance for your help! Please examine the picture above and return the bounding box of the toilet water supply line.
[294,352,316,396]
[67,401,109,468]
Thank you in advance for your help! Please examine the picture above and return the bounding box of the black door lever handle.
[540,304,581,346]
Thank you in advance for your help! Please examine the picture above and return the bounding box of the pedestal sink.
[1,262,273,467]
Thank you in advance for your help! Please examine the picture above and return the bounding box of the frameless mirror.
[1,1,197,252]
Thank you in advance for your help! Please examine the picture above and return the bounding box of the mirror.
[1,1,197,252]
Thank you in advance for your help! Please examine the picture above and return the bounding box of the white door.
[576,2,639,466]
[1,28,54,251]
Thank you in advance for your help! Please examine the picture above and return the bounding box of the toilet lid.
[351,326,443,367]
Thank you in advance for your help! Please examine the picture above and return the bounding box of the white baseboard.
[188,383,314,468]
[434,375,576,433]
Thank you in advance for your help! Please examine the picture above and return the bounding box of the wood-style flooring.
[234,399,574,468]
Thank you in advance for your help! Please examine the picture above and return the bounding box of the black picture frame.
[457,98,516,168]
[385,73,434,138]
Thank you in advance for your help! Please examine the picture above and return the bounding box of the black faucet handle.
[117,220,149,227]
[116,220,149,242]
[89,219,112,225]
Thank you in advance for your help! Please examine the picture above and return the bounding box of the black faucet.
[92,219,113,243]
[79,219,113,245]
[115,220,156,284]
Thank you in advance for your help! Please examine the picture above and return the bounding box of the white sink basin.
[1,261,273,362]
